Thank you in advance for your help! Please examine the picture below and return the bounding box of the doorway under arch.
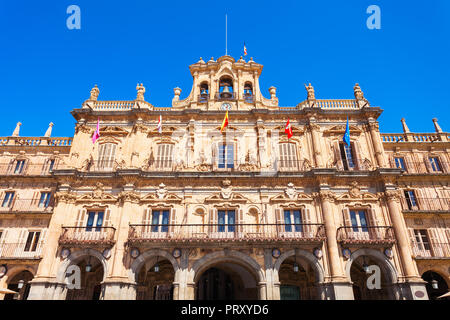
[196,262,258,300]
[65,255,104,300]
[422,271,449,300]
[279,256,318,300]
[136,257,175,300]
[3,270,34,300]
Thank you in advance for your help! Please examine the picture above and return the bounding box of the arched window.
[218,77,234,100]
[244,82,254,103]
[199,82,209,103]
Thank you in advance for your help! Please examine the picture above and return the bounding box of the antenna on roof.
[225,14,228,56]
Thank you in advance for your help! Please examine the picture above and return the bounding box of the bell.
[221,85,232,98]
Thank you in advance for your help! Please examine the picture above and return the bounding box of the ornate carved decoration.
[75,183,118,203]
[323,125,362,136]
[269,191,313,203]
[132,123,149,134]
[75,123,94,135]
[285,182,297,200]
[384,190,401,203]
[100,126,129,137]
[55,192,77,204]
[317,190,336,202]
[118,191,141,204]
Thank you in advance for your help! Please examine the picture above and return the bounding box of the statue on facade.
[304,83,315,100]
[136,83,146,101]
[354,83,366,101]
[89,85,100,101]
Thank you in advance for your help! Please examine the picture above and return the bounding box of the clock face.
[221,103,232,111]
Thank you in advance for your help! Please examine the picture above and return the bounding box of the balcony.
[0,199,54,214]
[276,160,311,172]
[389,160,449,174]
[0,163,58,176]
[81,160,116,172]
[0,243,43,260]
[412,243,450,259]
[337,226,396,246]
[400,197,450,212]
[59,227,116,246]
[215,92,236,101]
[128,223,326,246]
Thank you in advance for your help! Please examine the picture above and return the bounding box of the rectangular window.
[98,143,117,169]
[14,160,25,174]
[48,160,55,172]
[38,192,52,208]
[85,211,104,232]
[218,144,234,169]
[218,210,235,232]
[151,210,170,232]
[1,192,14,208]
[429,157,442,172]
[283,210,302,232]
[340,143,356,170]
[349,210,368,232]
[404,191,418,210]
[394,157,406,170]
[414,229,431,251]
[278,143,298,170]
[24,231,41,252]
[156,144,174,169]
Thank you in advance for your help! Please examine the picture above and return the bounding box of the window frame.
[1,192,15,208]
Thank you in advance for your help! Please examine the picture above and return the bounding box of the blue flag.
[343,116,350,146]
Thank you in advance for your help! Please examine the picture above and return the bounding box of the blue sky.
[0,0,448,137]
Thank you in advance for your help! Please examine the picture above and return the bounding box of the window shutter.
[414,189,424,210]
[367,208,380,239]
[142,208,151,233]
[75,208,87,227]
[424,156,433,173]
[428,228,443,257]
[408,228,419,256]
[103,208,112,227]
[37,229,47,253]
[353,141,363,170]
[23,159,30,174]
[342,208,351,226]
[439,155,449,173]
[169,208,177,234]
[275,208,283,233]
[10,192,17,209]
[18,229,28,248]
[31,191,39,207]
[333,141,344,170]
[302,208,312,237]
[0,229,8,243]
[7,159,14,174]
[237,209,244,234]
[209,208,217,234]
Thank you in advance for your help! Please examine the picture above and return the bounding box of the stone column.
[384,188,428,300]
[258,282,268,300]
[28,191,75,300]
[367,121,386,167]
[308,120,323,168]
[102,190,139,300]
[317,189,354,299]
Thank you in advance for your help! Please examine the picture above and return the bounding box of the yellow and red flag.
[220,111,229,133]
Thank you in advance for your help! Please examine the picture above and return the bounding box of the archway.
[422,271,449,300]
[273,249,325,300]
[3,270,34,300]
[196,263,258,300]
[136,257,175,300]
[65,254,104,300]
[191,251,263,300]
[346,249,398,300]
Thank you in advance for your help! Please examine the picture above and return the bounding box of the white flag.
[157,115,162,133]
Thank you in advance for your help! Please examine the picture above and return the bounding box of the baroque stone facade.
[0,55,449,300]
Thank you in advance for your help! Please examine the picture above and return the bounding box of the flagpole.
[225,14,228,56]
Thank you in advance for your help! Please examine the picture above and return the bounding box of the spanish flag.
[220,111,229,133]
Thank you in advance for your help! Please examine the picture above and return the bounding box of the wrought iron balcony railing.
[0,243,43,260]
[389,160,449,174]
[337,226,396,245]
[59,227,116,246]
[412,243,450,259]
[128,223,326,244]
[0,199,54,214]
[400,197,450,212]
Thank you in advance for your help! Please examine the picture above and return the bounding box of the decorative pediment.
[147,126,178,136]
[100,126,130,136]
[270,192,313,203]
[140,189,183,203]
[76,192,118,203]
[204,193,249,203]
[213,125,245,134]
[323,125,362,135]
[274,125,304,135]
[334,192,380,202]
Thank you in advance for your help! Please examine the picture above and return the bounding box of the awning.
[0,288,18,295]
[437,291,450,299]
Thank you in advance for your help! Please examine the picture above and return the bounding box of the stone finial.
[401,118,410,133]
[198,57,205,64]
[432,118,443,133]
[354,83,365,100]
[44,122,54,137]
[173,87,182,102]
[89,85,100,101]
[136,83,146,101]
[304,83,315,100]
[208,57,215,63]
[12,122,22,137]
[269,86,277,99]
